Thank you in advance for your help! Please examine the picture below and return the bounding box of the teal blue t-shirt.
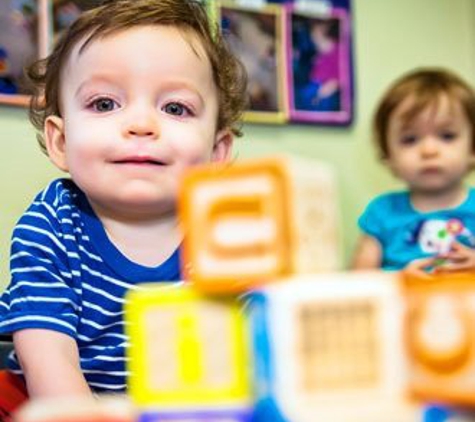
[358,189,475,270]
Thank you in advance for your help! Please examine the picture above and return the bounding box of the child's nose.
[420,137,439,156]
[124,107,159,139]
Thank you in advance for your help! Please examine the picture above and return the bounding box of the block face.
[138,409,252,422]
[403,272,475,406]
[248,272,409,421]
[297,299,379,392]
[287,157,340,273]
[125,285,252,407]
[179,159,293,292]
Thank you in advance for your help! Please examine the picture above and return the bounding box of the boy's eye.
[90,98,118,112]
[163,102,191,116]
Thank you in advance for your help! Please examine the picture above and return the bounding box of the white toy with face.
[417,219,472,256]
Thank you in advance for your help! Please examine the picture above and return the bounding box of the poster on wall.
[286,0,354,125]
[0,0,48,106]
[219,1,288,124]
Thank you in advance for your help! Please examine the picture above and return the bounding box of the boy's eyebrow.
[74,76,206,104]
[74,76,117,98]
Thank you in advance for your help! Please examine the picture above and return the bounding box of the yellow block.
[125,284,252,408]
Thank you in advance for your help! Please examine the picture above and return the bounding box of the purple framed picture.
[286,3,354,125]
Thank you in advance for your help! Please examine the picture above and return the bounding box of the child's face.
[44,25,232,218]
[386,95,475,195]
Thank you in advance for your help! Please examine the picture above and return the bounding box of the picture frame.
[0,0,49,106]
[51,0,101,46]
[286,3,354,125]
[219,1,288,124]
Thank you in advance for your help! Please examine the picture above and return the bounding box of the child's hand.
[433,241,475,273]
[403,257,437,279]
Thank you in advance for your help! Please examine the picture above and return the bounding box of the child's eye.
[440,131,457,141]
[400,134,417,145]
[163,102,192,116]
[88,97,119,113]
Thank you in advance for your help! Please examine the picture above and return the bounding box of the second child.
[352,68,475,274]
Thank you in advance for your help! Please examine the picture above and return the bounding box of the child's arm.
[351,234,382,269]
[13,329,93,398]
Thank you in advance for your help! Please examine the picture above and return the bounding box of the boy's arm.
[351,234,382,269]
[13,329,93,398]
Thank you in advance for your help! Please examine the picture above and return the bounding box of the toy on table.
[179,157,293,293]
[178,155,340,294]
[13,396,134,422]
[403,272,475,408]
[125,284,253,420]
[246,271,420,422]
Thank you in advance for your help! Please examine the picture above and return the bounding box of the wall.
[0,0,474,290]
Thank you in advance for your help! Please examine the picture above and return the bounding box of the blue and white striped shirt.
[0,179,181,392]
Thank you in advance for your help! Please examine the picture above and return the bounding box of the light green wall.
[0,0,474,290]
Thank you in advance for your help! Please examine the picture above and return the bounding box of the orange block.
[403,271,475,407]
[179,158,293,293]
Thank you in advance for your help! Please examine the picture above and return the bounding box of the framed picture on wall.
[286,2,354,125]
[0,0,49,106]
[51,0,101,46]
[219,1,288,124]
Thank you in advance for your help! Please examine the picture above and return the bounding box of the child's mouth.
[114,158,165,166]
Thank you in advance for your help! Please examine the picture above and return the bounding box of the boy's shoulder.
[35,178,82,206]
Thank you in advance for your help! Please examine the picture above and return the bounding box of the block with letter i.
[125,284,253,420]
[179,157,294,293]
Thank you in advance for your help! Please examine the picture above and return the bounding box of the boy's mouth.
[113,157,165,166]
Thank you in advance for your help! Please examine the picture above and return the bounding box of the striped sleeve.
[0,190,81,338]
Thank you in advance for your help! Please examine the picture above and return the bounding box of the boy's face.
[45,25,232,218]
[385,94,475,195]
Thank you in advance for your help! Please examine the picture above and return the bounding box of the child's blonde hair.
[373,68,475,160]
[27,0,248,154]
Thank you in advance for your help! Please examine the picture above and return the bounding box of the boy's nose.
[124,107,159,139]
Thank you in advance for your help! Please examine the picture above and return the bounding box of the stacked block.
[179,158,293,293]
[403,272,475,408]
[247,271,421,422]
[179,155,341,293]
[125,285,253,420]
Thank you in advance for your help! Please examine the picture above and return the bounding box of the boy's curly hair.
[373,68,475,160]
[27,0,248,154]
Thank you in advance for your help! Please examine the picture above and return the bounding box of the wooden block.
[247,271,410,421]
[179,158,293,293]
[403,271,475,407]
[179,155,341,293]
[125,284,252,408]
[138,408,252,422]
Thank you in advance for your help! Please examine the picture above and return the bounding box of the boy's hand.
[433,241,475,273]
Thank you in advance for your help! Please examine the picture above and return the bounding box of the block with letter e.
[179,158,293,293]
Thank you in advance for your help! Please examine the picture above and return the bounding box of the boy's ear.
[211,129,234,163]
[44,115,68,172]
